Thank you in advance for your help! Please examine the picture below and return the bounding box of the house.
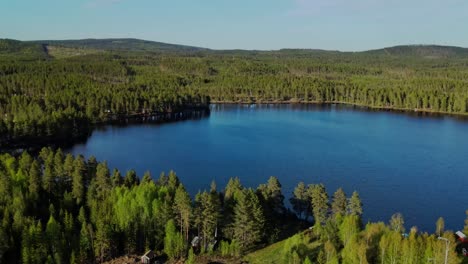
[141,250,155,264]
[456,231,467,243]
[191,236,201,248]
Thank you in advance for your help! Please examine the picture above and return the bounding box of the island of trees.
[0,148,467,263]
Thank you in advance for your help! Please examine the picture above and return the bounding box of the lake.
[68,104,468,232]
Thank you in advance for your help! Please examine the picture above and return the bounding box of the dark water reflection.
[68,104,468,231]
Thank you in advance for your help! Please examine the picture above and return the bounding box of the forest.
[0,148,467,263]
[2,39,468,149]
[1,39,468,263]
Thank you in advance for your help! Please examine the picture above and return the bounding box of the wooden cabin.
[141,250,155,264]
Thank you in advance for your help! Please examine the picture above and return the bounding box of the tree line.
[2,49,468,149]
[1,148,467,263]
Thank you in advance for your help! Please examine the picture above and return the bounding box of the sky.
[1,0,468,51]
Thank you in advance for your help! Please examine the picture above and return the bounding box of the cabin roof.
[142,250,155,259]
[456,231,467,239]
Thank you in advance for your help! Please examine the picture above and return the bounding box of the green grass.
[243,231,321,264]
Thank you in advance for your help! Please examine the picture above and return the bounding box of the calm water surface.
[69,104,468,231]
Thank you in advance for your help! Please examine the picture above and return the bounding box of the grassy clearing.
[244,230,321,264]
[46,45,103,58]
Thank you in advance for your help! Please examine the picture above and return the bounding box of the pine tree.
[42,153,56,196]
[142,171,152,183]
[348,191,362,216]
[168,170,179,192]
[111,168,123,187]
[94,220,111,263]
[290,182,309,220]
[28,160,41,201]
[331,188,347,217]
[45,216,63,264]
[223,177,243,237]
[95,162,111,195]
[62,154,74,191]
[173,184,192,241]
[124,169,139,187]
[309,184,329,225]
[71,156,86,204]
[232,189,264,250]
[79,222,93,263]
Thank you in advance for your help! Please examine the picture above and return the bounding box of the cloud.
[84,0,124,9]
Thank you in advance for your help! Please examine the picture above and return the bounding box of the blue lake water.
[68,104,468,232]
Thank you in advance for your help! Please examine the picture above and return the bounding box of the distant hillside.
[30,38,208,53]
[0,39,48,59]
[364,45,468,58]
[2,38,468,59]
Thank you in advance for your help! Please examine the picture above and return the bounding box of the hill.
[0,39,48,59]
[364,45,468,58]
[30,38,208,53]
[3,38,468,59]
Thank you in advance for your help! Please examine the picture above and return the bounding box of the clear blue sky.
[1,0,467,51]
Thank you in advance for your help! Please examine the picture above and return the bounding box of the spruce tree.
[290,181,309,220]
[348,191,363,216]
[309,184,329,225]
[71,156,85,204]
[331,188,347,217]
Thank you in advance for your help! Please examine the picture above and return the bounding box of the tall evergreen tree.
[28,160,41,201]
[348,191,363,217]
[232,189,265,250]
[290,181,309,220]
[331,188,347,218]
[71,156,86,205]
[173,184,191,241]
[309,184,329,225]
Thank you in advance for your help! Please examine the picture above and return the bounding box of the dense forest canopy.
[2,38,468,149]
[1,39,468,262]
[0,148,467,263]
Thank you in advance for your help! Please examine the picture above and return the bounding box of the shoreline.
[210,100,468,118]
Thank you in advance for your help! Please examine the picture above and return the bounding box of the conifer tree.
[348,191,362,216]
[173,184,191,241]
[290,182,309,220]
[331,188,347,217]
[309,184,329,225]
[71,156,86,204]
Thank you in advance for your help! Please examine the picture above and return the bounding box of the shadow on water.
[3,109,210,155]
[5,103,468,155]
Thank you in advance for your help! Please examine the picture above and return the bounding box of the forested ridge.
[0,148,467,263]
[2,39,468,149]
